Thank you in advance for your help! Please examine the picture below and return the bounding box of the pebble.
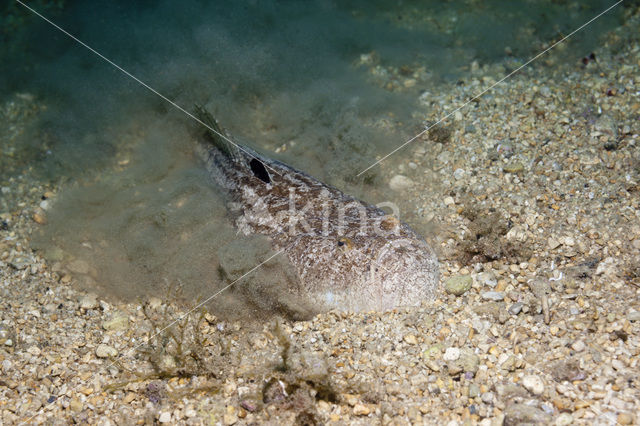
[539,86,552,97]
[447,349,479,375]
[353,403,370,416]
[477,271,497,288]
[571,340,586,352]
[443,347,460,361]
[594,114,617,138]
[389,175,414,191]
[480,392,494,404]
[555,413,573,426]
[404,334,418,345]
[27,345,41,356]
[9,256,31,270]
[503,161,524,174]
[548,238,561,249]
[468,383,480,398]
[95,344,118,358]
[617,412,635,425]
[0,324,15,347]
[69,398,83,412]
[147,297,163,310]
[481,291,504,301]
[102,313,129,331]
[32,212,47,224]
[627,310,640,322]
[522,374,545,395]
[444,275,473,296]
[504,403,550,424]
[79,294,98,310]
[158,412,171,423]
[508,302,523,315]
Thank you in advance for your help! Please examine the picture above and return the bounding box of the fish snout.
[372,238,439,311]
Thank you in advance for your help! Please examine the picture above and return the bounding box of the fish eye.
[249,158,271,184]
[337,240,344,247]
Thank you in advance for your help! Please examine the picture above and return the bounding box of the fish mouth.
[371,238,439,311]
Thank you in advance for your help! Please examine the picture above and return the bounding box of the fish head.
[304,232,440,313]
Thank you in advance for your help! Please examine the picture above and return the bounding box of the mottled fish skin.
[195,107,439,313]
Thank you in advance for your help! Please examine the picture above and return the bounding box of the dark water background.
[0,0,625,308]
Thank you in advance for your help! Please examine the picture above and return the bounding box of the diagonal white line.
[15,0,282,177]
[357,0,624,176]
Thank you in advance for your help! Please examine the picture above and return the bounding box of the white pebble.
[95,344,118,358]
[477,271,497,288]
[443,347,460,361]
[27,345,41,356]
[480,392,494,404]
[79,294,98,310]
[481,291,504,301]
[571,340,586,352]
[522,374,545,395]
[555,413,573,426]
[158,412,171,423]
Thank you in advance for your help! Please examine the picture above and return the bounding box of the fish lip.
[370,238,439,311]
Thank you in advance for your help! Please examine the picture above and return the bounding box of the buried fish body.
[195,107,439,316]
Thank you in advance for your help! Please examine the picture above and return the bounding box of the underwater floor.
[1,1,639,424]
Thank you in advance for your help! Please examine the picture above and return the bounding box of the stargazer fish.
[195,106,439,316]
